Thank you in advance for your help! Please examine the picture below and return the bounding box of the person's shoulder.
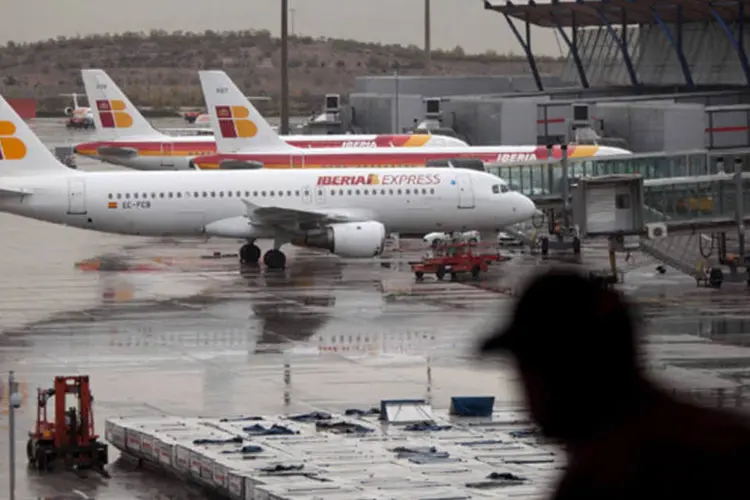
[656,399,750,451]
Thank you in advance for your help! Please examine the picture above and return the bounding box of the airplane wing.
[240,199,373,229]
[97,146,139,159]
[0,186,33,197]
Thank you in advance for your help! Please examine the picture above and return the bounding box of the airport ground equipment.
[409,241,508,281]
[573,174,646,284]
[695,258,725,288]
[491,143,584,256]
[26,375,109,476]
[53,146,77,169]
[65,116,94,130]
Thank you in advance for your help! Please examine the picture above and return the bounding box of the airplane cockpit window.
[501,184,510,193]
[492,184,511,194]
[492,184,500,194]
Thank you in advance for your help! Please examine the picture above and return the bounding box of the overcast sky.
[3,0,563,57]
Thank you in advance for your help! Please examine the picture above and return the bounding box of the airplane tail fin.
[81,69,163,139]
[198,70,295,153]
[0,95,72,177]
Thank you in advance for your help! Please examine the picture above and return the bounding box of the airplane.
[0,94,537,270]
[190,70,633,171]
[73,69,468,171]
[182,109,210,125]
[61,93,94,130]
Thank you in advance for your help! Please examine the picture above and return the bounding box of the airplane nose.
[511,193,537,221]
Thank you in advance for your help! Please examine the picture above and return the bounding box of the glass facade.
[485,151,711,197]
[485,151,748,223]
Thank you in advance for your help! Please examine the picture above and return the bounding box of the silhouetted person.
[479,267,750,500]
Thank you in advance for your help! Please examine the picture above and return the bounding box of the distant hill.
[0,30,565,115]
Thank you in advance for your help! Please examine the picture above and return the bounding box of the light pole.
[290,1,296,36]
[280,0,290,135]
[8,371,22,500]
[392,63,401,133]
[424,0,432,73]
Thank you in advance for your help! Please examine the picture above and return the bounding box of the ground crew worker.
[66,407,78,442]
[727,253,737,273]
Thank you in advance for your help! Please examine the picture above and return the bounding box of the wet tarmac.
[2,119,750,499]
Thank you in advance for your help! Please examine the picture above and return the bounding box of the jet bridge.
[485,150,750,276]
[485,154,750,230]
[571,175,646,284]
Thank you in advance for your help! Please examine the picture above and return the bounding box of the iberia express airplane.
[73,69,467,171]
[190,71,633,171]
[0,93,535,270]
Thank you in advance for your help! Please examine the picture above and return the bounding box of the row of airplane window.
[189,161,436,168]
[107,187,438,200]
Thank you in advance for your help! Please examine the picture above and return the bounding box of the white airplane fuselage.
[75,138,632,172]
[0,168,534,238]
[74,133,469,171]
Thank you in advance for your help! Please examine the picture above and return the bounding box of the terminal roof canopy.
[485,0,748,27]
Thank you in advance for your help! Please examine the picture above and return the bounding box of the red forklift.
[26,375,109,476]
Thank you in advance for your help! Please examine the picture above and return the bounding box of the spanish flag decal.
[108,202,118,209]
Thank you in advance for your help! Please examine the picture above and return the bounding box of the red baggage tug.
[410,240,509,281]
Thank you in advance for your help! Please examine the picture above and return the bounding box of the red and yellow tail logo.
[96,99,133,128]
[0,120,27,160]
[215,106,258,138]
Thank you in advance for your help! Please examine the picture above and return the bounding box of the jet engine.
[219,160,264,170]
[292,221,386,258]
[188,159,264,170]
[64,107,74,117]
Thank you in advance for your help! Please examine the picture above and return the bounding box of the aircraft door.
[67,178,87,215]
[302,186,313,205]
[160,143,174,167]
[456,173,475,209]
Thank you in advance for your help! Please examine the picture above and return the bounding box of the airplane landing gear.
[240,243,261,264]
[263,249,286,270]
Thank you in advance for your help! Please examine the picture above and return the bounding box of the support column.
[561,144,570,228]
[709,0,750,84]
[622,10,628,58]
[734,157,745,263]
[651,6,695,87]
[551,10,589,87]
[501,12,544,91]
[581,1,639,86]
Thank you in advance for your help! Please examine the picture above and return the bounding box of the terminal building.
[307,0,750,159]
[299,0,750,284]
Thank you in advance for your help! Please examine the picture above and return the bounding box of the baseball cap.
[478,267,636,361]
